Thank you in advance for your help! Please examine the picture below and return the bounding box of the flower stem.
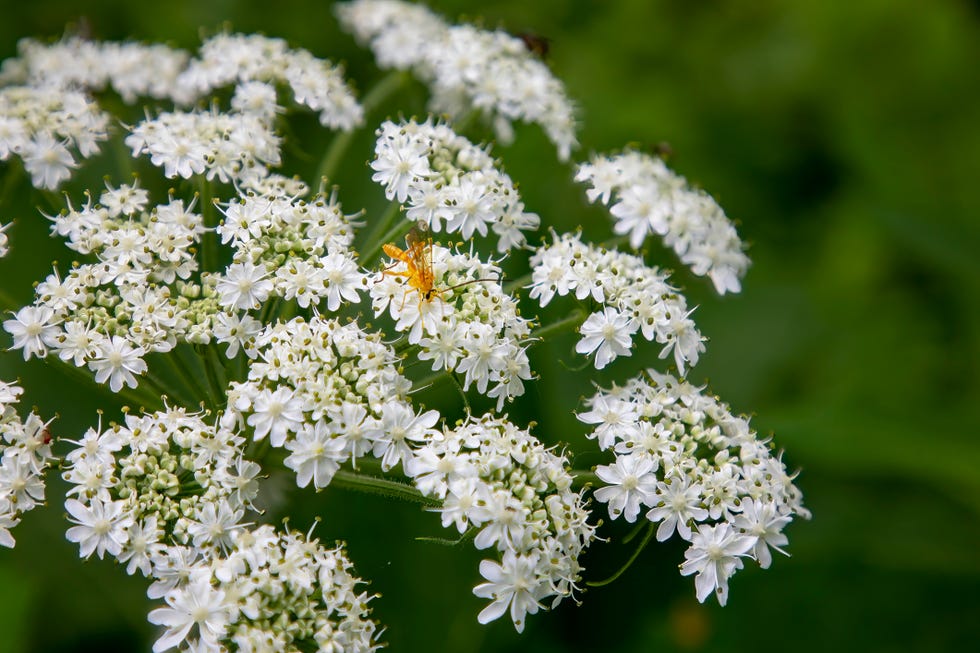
[314,70,409,184]
[330,469,441,508]
[531,309,587,341]
[193,343,223,408]
[0,286,21,312]
[0,158,23,209]
[570,469,599,489]
[167,347,211,408]
[358,200,405,265]
[44,357,160,410]
[197,176,217,273]
[411,370,451,393]
[586,522,655,588]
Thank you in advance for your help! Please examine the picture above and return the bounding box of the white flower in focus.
[87,335,148,392]
[246,387,304,447]
[65,497,133,559]
[732,499,791,569]
[186,501,245,552]
[593,454,657,523]
[217,261,274,310]
[370,135,429,203]
[147,576,231,653]
[284,421,347,489]
[372,403,439,472]
[646,474,709,541]
[679,522,755,606]
[473,551,543,633]
[4,305,61,360]
[575,307,638,370]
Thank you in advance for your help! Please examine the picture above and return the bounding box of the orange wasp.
[381,223,497,309]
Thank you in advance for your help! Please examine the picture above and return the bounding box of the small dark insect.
[517,32,551,59]
[651,141,674,161]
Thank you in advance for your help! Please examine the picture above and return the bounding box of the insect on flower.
[380,223,498,309]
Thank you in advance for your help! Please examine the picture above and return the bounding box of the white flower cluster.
[0,85,109,188]
[0,221,9,257]
[148,525,380,653]
[0,37,189,102]
[62,406,260,569]
[371,119,540,252]
[338,0,577,160]
[215,188,365,316]
[529,231,704,373]
[372,242,533,408]
[578,369,809,606]
[1,34,362,129]
[125,99,283,183]
[404,414,594,632]
[4,184,212,391]
[176,33,363,131]
[223,316,435,485]
[0,380,54,548]
[576,151,750,294]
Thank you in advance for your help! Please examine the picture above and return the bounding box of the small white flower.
[473,551,544,633]
[4,305,61,360]
[679,522,755,606]
[147,576,231,653]
[217,261,274,310]
[593,454,658,523]
[575,307,638,370]
[284,421,348,488]
[87,335,147,392]
[65,497,133,559]
[246,387,304,447]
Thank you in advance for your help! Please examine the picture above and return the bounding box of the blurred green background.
[1,1,978,651]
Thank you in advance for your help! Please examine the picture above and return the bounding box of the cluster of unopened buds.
[0,1,808,650]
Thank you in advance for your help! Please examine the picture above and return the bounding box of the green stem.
[570,469,600,489]
[411,370,451,393]
[45,357,160,410]
[258,297,282,326]
[450,372,471,412]
[586,522,656,588]
[205,343,229,405]
[359,201,405,265]
[0,159,24,209]
[196,343,224,409]
[314,70,409,184]
[330,469,441,508]
[113,128,134,180]
[0,287,22,312]
[141,368,181,405]
[503,272,532,294]
[531,309,587,341]
[197,177,217,273]
[168,348,211,408]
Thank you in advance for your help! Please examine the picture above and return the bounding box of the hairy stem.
[358,200,404,265]
[531,309,587,340]
[331,469,440,508]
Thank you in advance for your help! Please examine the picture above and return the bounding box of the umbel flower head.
[0,1,808,647]
[579,369,809,605]
[0,380,54,548]
[147,525,380,653]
